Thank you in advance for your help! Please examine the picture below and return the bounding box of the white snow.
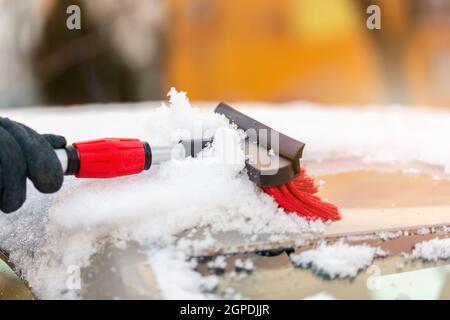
[376,230,404,241]
[0,88,319,299]
[1,91,450,298]
[412,238,450,262]
[149,248,218,299]
[290,242,387,279]
[234,258,254,271]
[417,228,431,235]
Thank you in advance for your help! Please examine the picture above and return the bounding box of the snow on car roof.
[0,89,449,298]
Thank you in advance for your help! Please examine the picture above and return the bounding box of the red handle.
[73,138,147,178]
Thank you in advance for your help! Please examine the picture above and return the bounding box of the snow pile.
[290,242,387,279]
[207,256,227,270]
[412,238,450,262]
[0,88,320,299]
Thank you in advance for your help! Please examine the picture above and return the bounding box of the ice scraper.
[54,104,340,221]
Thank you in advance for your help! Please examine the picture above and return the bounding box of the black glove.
[0,117,66,213]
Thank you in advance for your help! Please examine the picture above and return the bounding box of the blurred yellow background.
[1,0,449,107]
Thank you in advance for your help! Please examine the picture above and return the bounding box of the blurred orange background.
[1,0,450,107]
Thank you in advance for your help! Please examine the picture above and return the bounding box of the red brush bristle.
[262,168,341,221]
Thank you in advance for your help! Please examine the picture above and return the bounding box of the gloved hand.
[0,118,66,213]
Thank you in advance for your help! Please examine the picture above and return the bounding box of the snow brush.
[215,103,340,221]
[54,103,340,221]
